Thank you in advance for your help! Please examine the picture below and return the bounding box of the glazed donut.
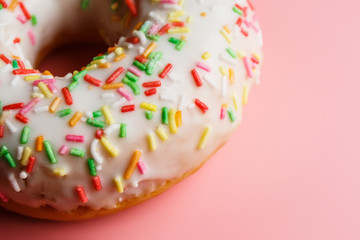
[0,0,263,220]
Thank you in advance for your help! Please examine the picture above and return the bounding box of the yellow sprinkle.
[220,29,232,44]
[224,25,232,34]
[90,59,106,65]
[53,169,67,177]
[85,64,98,71]
[168,16,181,22]
[0,111,10,124]
[49,97,61,113]
[101,106,114,125]
[155,126,168,141]
[73,70,79,75]
[198,125,212,149]
[102,82,124,90]
[143,42,157,58]
[114,176,124,193]
[168,27,190,34]
[219,66,228,76]
[236,50,246,58]
[114,53,126,62]
[43,70,53,76]
[38,82,53,98]
[175,111,182,128]
[229,68,235,85]
[115,47,123,55]
[186,16,194,23]
[69,111,83,127]
[178,0,184,6]
[24,75,40,81]
[242,84,249,106]
[169,108,177,134]
[168,10,185,18]
[31,93,44,98]
[147,133,156,152]
[21,147,32,166]
[124,150,141,180]
[140,102,157,112]
[253,53,261,60]
[233,93,239,111]
[202,52,211,60]
[100,137,119,157]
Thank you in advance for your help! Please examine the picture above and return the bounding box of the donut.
[0,0,263,221]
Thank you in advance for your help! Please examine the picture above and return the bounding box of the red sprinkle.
[84,74,102,87]
[17,60,25,69]
[75,186,88,203]
[158,23,171,35]
[0,0,7,8]
[251,56,259,64]
[13,38,21,44]
[144,88,157,96]
[191,69,203,87]
[246,0,255,10]
[0,125,4,138]
[95,129,104,139]
[172,21,185,27]
[241,28,249,37]
[92,176,102,191]
[3,103,24,111]
[236,17,243,27]
[106,67,124,83]
[121,105,135,113]
[15,113,29,124]
[126,37,140,44]
[26,156,36,173]
[142,81,161,88]
[62,87,73,105]
[159,63,173,79]
[135,55,147,63]
[0,54,11,64]
[13,69,40,75]
[194,98,209,114]
[125,0,137,16]
[19,2,31,20]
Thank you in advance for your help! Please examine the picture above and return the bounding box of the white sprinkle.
[178,95,186,111]
[148,11,166,24]
[104,123,120,135]
[91,139,104,164]
[85,111,93,119]
[19,171,28,180]
[81,117,87,122]
[111,97,127,109]
[5,119,17,133]
[220,53,237,65]
[133,30,147,46]
[17,146,24,161]
[203,74,217,88]
[33,106,49,113]
[101,93,116,100]
[160,94,177,103]
[221,76,228,96]
[187,103,196,109]
[8,173,20,192]
[10,76,21,86]
[96,165,102,171]
[117,36,126,46]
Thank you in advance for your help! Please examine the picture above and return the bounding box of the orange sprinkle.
[114,53,127,62]
[8,0,18,11]
[49,97,61,113]
[200,12,207,17]
[175,111,182,127]
[142,42,157,58]
[36,136,44,152]
[12,55,21,60]
[69,111,83,127]
[43,70,53,76]
[229,68,235,85]
[124,150,141,180]
[102,82,124,90]
[224,25,232,34]
[107,46,117,53]
[133,21,143,31]
[99,63,111,68]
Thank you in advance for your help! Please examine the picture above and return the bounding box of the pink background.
[1,0,360,239]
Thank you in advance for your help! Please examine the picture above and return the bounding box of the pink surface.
[1,0,360,239]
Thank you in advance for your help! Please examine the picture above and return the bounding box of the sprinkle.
[137,160,146,175]
[19,97,40,115]
[229,68,235,85]
[102,82,124,90]
[20,146,31,166]
[95,129,104,139]
[84,74,102,87]
[19,1,31,20]
[194,98,209,113]
[119,123,127,138]
[124,150,141,180]
[175,111,182,127]
[122,78,140,95]
[92,176,102,191]
[158,23,172,35]
[53,169,67,177]
[101,106,114,125]
[144,88,157,96]
[220,29,232,44]
[155,126,168,141]
[8,173,20,192]
[49,97,61,113]
[202,52,211,60]
[58,145,69,155]
[75,186,88,203]
[70,148,85,157]
[191,69,203,87]
[196,62,211,72]
[81,0,90,9]
[143,42,157,58]
[0,0,8,8]
[159,63,173,79]
[169,108,177,133]
[121,104,135,113]
[57,108,72,117]
[198,125,212,149]
[228,109,236,122]
[226,48,237,59]
[20,126,30,144]
[31,15,37,26]
[100,137,118,157]
[142,81,161,88]
[26,156,36,173]
[117,87,134,102]
[106,67,124,83]
[162,107,169,124]
[0,125,4,138]
[28,29,36,45]
[243,56,253,78]
[147,132,156,151]
[125,71,139,82]
[114,176,124,193]
[17,146,24,160]
[43,140,57,164]
[66,135,85,143]
[140,102,157,112]
[3,102,24,111]
[35,136,44,151]
[242,84,249,105]
[87,118,106,129]
[15,113,29,124]
[167,27,190,34]
[73,69,88,81]
[0,54,11,64]
[38,82,53,98]
[69,111,83,127]
[13,69,39,75]
[125,0,138,16]
[0,192,8,203]
[88,159,97,176]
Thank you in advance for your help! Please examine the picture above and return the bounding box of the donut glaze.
[0,0,263,220]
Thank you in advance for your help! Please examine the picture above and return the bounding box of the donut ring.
[0,0,263,221]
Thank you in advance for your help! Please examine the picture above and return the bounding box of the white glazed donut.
[0,0,263,220]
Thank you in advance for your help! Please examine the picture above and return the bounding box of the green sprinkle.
[147,34,160,41]
[133,61,147,71]
[228,109,236,122]
[140,21,152,33]
[125,72,139,82]
[92,110,102,118]
[5,152,16,168]
[232,7,243,16]
[119,123,127,138]
[31,15,37,26]
[146,60,156,76]
[122,77,140,95]
[67,80,80,91]
[81,0,90,9]
[162,107,169,124]
[12,60,19,69]
[175,40,186,51]
[145,111,153,120]
[57,108,72,117]
[86,118,106,129]
[87,159,97,176]
[73,69,88,81]
[226,48,237,59]
[43,141,57,164]
[148,52,156,59]
[0,100,2,115]
[20,126,30,144]
[0,4,3,10]
[70,148,85,158]
[169,37,181,44]
[93,55,106,61]
[0,145,9,157]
